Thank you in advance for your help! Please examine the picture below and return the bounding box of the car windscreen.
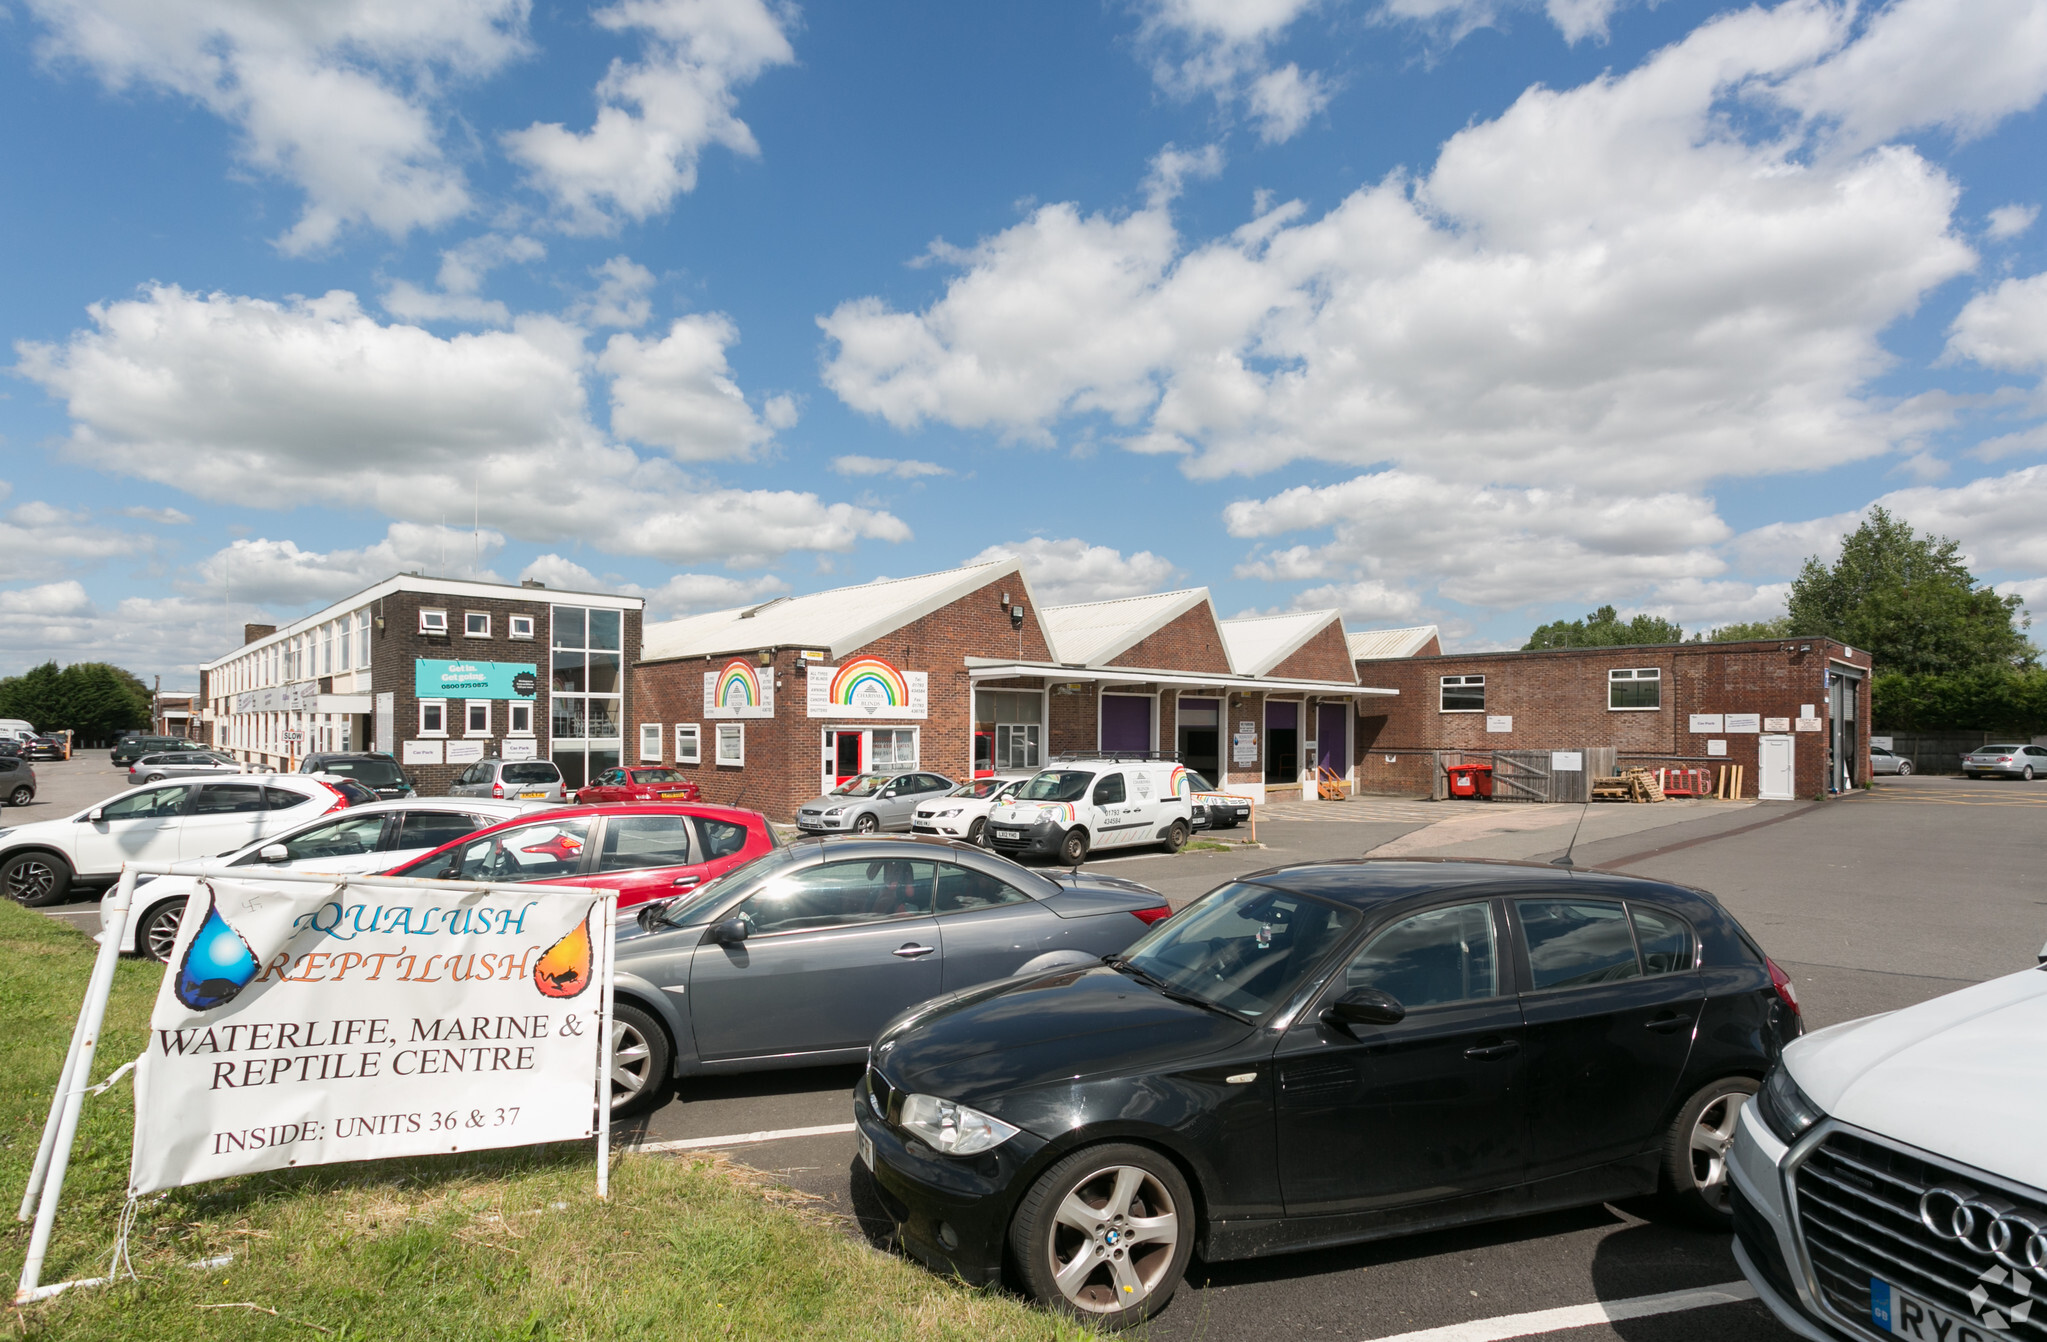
[658,845,804,926]
[1018,771,1093,802]
[1186,772,1218,792]
[830,774,888,797]
[1119,881,1361,1021]
[318,758,406,785]
[501,763,561,784]
[956,779,1006,798]
[629,768,686,784]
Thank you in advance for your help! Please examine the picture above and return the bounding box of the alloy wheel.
[854,813,879,834]
[5,858,57,905]
[610,1016,653,1110]
[1688,1092,1746,1211]
[1043,1164,1181,1315]
[144,905,185,963]
[6,786,30,807]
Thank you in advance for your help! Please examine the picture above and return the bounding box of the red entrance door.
[827,729,864,786]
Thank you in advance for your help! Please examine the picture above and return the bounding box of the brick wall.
[1268,619,1358,683]
[633,572,1052,821]
[1107,604,1232,674]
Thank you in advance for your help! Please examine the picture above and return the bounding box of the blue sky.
[4,0,2047,682]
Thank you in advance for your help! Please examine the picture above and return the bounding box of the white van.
[0,720,36,743]
[985,757,1195,865]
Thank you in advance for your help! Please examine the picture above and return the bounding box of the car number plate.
[995,829,1021,840]
[1871,1276,1998,1339]
[659,790,688,798]
[519,790,547,799]
[859,1130,876,1172]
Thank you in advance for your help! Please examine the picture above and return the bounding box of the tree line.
[0,661,155,746]
[1522,509,2039,732]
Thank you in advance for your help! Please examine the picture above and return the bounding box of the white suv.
[0,775,353,907]
[1730,966,2047,1341]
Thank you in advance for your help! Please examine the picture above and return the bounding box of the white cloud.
[194,523,507,607]
[0,488,154,581]
[822,1,2033,496]
[830,455,950,479]
[518,554,787,617]
[17,284,908,568]
[964,537,1179,605]
[1987,204,2039,240]
[1136,0,1331,143]
[1287,578,1423,623]
[578,256,656,329]
[28,0,528,254]
[502,0,796,231]
[383,233,546,326]
[1246,63,1331,144]
[599,314,777,460]
[0,585,239,679]
[115,505,193,524]
[0,581,94,618]
[1947,272,2047,371]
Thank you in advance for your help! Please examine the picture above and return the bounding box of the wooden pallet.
[1591,768,1666,803]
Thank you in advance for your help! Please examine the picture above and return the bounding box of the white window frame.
[357,613,371,665]
[508,701,534,736]
[419,608,449,635]
[1608,667,1663,712]
[418,699,448,736]
[714,723,744,767]
[638,722,663,763]
[464,611,491,638]
[465,700,492,736]
[871,726,919,773]
[1440,674,1486,713]
[675,723,701,765]
[509,614,535,640]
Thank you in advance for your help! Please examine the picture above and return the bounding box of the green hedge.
[1873,668,2047,734]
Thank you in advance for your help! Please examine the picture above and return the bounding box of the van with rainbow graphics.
[985,755,1195,866]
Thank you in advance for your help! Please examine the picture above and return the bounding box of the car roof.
[1232,858,1708,910]
[315,796,541,817]
[569,800,763,819]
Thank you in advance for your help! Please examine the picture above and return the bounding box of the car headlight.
[824,806,846,816]
[897,1093,1019,1156]
[935,808,961,817]
[1754,1063,1824,1145]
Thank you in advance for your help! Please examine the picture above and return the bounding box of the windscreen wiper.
[1102,956,1243,1020]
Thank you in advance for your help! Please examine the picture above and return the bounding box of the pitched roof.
[640,559,1025,663]
[1219,609,1347,677]
[1347,624,1441,660]
[1039,589,1214,667]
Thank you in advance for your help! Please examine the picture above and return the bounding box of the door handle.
[893,944,936,959]
[671,875,700,888]
[1464,1040,1520,1061]
[1645,1011,1690,1033]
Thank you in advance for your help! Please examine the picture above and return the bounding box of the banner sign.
[703,659,775,719]
[235,682,318,716]
[807,657,928,719]
[129,877,611,1195]
[413,660,539,701]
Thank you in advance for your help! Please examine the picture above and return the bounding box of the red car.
[573,766,702,805]
[382,802,776,909]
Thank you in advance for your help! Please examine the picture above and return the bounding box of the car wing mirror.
[259,843,290,863]
[1321,987,1406,1036]
[705,916,749,946]
[81,807,104,823]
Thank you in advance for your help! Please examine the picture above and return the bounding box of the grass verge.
[1,899,1092,1340]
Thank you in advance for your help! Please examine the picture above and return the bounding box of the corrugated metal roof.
[1219,610,1349,678]
[1039,589,1212,667]
[1346,625,1440,660]
[640,560,1022,663]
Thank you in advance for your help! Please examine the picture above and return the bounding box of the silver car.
[1868,744,1913,776]
[448,758,567,802]
[604,835,1175,1115]
[1961,742,2047,779]
[127,751,243,785]
[795,771,956,834]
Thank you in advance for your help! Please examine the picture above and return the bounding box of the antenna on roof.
[1551,786,1594,869]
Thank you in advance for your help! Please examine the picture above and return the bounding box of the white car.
[911,774,1032,845]
[105,796,552,961]
[0,774,355,908]
[1729,966,2047,1342]
[985,758,1195,865]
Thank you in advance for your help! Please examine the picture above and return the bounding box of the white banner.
[702,660,776,719]
[806,659,928,720]
[130,877,611,1196]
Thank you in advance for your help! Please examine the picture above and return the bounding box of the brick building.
[200,575,643,794]
[1346,628,1873,801]
[632,561,1395,820]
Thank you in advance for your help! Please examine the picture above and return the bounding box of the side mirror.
[82,807,104,823]
[1320,987,1407,1036]
[706,917,750,946]
[259,843,290,863]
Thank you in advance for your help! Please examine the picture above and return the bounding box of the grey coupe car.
[604,836,1174,1115]
[1961,742,2047,779]
[1868,744,1913,775]
[795,771,956,834]
[126,751,243,785]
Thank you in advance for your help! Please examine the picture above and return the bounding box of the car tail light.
[492,781,505,798]
[1130,904,1174,926]
[316,781,348,814]
[1765,955,1800,1017]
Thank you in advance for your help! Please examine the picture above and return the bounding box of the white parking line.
[1360,1281,1758,1342]
[629,1123,857,1154]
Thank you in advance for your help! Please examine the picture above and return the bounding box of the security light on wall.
[1010,605,1025,629]
[756,649,773,666]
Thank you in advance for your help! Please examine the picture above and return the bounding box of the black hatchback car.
[855,860,1803,1327]
[297,752,414,800]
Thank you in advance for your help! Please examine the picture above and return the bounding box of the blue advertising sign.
[414,660,539,700]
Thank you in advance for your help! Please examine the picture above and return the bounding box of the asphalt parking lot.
[23,766,2047,1340]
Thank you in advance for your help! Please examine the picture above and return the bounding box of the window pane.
[1630,905,1693,975]
[456,818,592,882]
[272,814,386,861]
[552,696,585,739]
[588,608,621,651]
[693,816,750,860]
[585,700,620,739]
[397,811,486,852]
[597,814,695,872]
[191,783,269,814]
[422,703,444,733]
[553,607,587,649]
[265,787,316,809]
[552,650,588,694]
[467,702,489,732]
[1441,677,1486,712]
[1093,773,1126,804]
[934,863,1030,914]
[103,785,193,819]
[1344,902,1497,1007]
[587,653,621,694]
[676,725,701,764]
[737,860,935,935]
[1517,900,1642,990]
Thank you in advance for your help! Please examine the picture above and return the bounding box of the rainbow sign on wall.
[702,659,775,719]
[806,656,929,720]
